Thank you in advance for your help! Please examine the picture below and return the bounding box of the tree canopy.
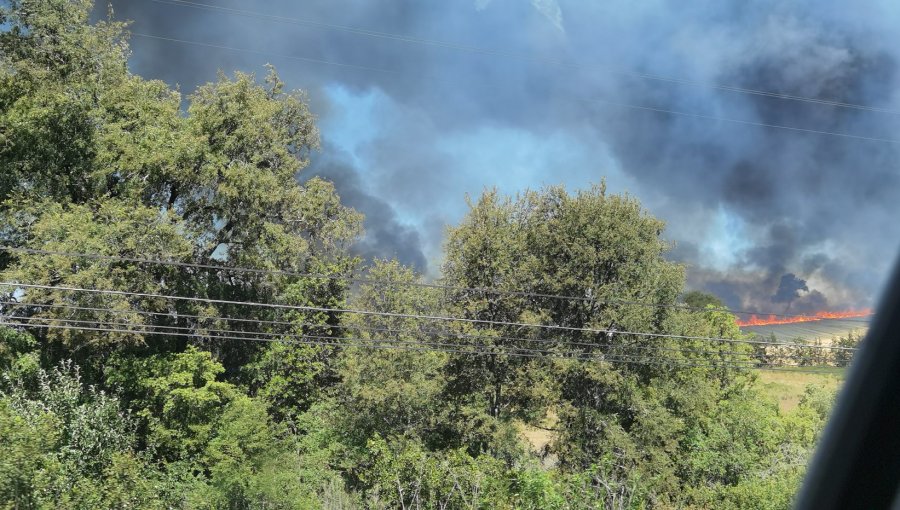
[0,1,843,508]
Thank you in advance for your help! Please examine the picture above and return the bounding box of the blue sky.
[109,0,900,312]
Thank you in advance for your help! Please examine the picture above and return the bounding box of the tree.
[0,327,35,371]
[1,0,361,378]
[751,332,778,366]
[105,347,238,462]
[335,260,449,446]
[360,435,508,509]
[441,185,757,502]
[0,359,166,508]
[200,397,330,509]
[833,331,860,367]
[0,2,846,507]
[681,290,725,310]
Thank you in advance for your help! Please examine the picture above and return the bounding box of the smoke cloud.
[104,0,900,311]
[772,274,809,305]
[305,145,428,272]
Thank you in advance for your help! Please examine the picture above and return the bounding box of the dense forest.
[0,2,844,508]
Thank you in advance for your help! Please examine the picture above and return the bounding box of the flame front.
[736,309,873,327]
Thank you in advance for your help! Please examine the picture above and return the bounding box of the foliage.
[681,291,725,310]
[0,2,841,508]
[0,361,163,508]
[833,331,861,367]
[105,347,239,462]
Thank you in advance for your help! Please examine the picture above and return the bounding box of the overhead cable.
[0,282,861,350]
[145,0,899,115]
[5,313,812,359]
[0,247,873,323]
[0,300,858,352]
[0,320,846,374]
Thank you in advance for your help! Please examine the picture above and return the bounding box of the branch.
[202,219,235,261]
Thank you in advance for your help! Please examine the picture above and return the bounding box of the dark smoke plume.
[306,145,428,272]
[772,273,809,304]
[103,0,900,311]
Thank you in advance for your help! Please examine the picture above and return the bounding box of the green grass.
[755,367,845,412]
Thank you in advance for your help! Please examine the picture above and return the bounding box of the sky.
[103,0,900,314]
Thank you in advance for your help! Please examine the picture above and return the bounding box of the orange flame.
[736,309,873,327]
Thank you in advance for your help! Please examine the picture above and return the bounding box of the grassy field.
[755,367,846,412]
[743,319,855,412]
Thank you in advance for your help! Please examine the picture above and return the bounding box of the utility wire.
[0,247,873,323]
[0,282,861,350]
[0,320,845,374]
[145,0,900,115]
[0,319,732,364]
[7,315,765,361]
[0,300,858,352]
[0,246,604,304]
[5,313,806,359]
[581,97,900,145]
[129,31,900,146]
[131,33,397,75]
[6,315,601,359]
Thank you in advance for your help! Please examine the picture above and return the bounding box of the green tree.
[682,290,725,310]
[441,185,757,502]
[106,347,238,462]
[335,260,449,445]
[199,397,331,509]
[833,331,860,367]
[0,327,36,371]
[0,398,61,508]
[360,435,508,509]
[0,359,167,508]
[0,2,845,508]
[1,0,362,377]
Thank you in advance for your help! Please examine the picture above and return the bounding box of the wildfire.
[736,309,874,327]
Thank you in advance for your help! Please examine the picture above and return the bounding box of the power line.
[0,246,598,304]
[581,97,900,145]
[0,247,873,323]
[5,313,810,359]
[7,315,763,360]
[145,0,900,116]
[0,282,860,350]
[129,30,900,146]
[0,281,789,343]
[0,319,737,364]
[0,300,857,352]
[1,246,596,303]
[0,319,846,373]
[131,33,397,75]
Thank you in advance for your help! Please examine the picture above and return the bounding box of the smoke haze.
[104,0,900,313]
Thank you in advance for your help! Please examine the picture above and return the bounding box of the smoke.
[305,145,428,272]
[103,0,900,311]
[530,0,564,32]
[772,274,809,304]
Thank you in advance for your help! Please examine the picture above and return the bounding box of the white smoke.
[531,0,564,32]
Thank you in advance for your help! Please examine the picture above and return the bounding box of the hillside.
[742,317,870,343]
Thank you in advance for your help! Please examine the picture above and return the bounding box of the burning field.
[739,313,871,343]
[736,309,873,327]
